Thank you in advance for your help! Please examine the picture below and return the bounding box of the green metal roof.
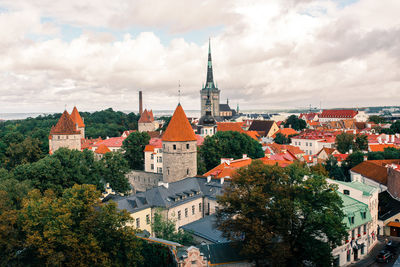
[338,192,372,229]
[334,180,376,196]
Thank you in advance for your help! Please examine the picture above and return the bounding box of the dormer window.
[343,190,350,195]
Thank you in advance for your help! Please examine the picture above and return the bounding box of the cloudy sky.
[0,0,399,113]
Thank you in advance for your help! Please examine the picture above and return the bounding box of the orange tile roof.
[94,137,126,148]
[266,143,304,156]
[139,109,154,123]
[144,145,155,152]
[369,144,398,152]
[350,159,400,185]
[50,110,81,135]
[272,128,298,138]
[320,109,358,118]
[217,122,245,133]
[70,106,85,128]
[388,221,400,228]
[203,158,252,178]
[162,104,197,142]
[317,147,337,156]
[81,137,102,150]
[245,130,260,140]
[260,158,292,167]
[95,144,111,154]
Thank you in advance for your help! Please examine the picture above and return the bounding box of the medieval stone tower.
[162,104,197,183]
[70,106,85,139]
[200,39,220,118]
[49,110,82,154]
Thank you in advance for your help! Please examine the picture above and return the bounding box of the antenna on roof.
[178,80,181,105]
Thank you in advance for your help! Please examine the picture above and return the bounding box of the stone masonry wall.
[388,168,400,200]
[162,140,197,183]
[49,134,81,153]
[138,122,155,132]
[126,170,162,193]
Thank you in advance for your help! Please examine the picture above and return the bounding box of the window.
[306,143,308,146]
[157,156,162,163]
[146,214,150,224]
[157,167,162,173]
[136,218,140,228]
[361,244,364,255]
[192,205,195,215]
[178,211,181,220]
[310,143,312,146]
[343,189,350,195]
[347,250,351,262]
[187,169,189,175]
[363,224,366,234]
[167,168,169,175]
[361,211,366,219]
[208,203,210,213]
[151,164,154,170]
[185,208,188,218]
[191,261,197,265]
[151,154,154,159]
[199,203,202,212]
[351,217,354,224]
[173,144,176,150]
[186,144,189,149]
[358,227,361,236]
[351,229,355,239]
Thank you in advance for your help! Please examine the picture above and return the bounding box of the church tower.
[162,104,197,183]
[200,39,220,118]
[197,90,217,137]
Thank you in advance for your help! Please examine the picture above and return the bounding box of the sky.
[0,0,399,113]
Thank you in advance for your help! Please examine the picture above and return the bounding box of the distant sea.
[0,109,290,121]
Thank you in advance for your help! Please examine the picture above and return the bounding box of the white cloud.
[0,0,399,113]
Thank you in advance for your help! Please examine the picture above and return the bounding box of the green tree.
[284,115,307,131]
[0,184,143,266]
[122,132,151,170]
[354,135,368,151]
[390,121,400,134]
[4,137,43,170]
[151,211,193,245]
[100,152,130,194]
[157,116,172,132]
[273,132,290,144]
[368,115,385,124]
[342,151,364,179]
[216,161,347,266]
[324,156,347,181]
[335,133,355,153]
[199,131,265,171]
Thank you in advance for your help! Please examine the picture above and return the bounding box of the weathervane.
[178,80,181,104]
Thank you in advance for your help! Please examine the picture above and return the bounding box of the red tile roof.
[320,109,358,118]
[144,145,155,152]
[70,106,85,128]
[299,112,319,121]
[369,144,398,152]
[333,154,349,162]
[95,144,111,154]
[272,128,298,138]
[217,122,245,133]
[50,110,81,135]
[351,159,400,185]
[81,137,102,150]
[94,137,126,148]
[138,109,154,123]
[162,104,197,142]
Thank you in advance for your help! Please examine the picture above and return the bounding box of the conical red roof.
[50,110,80,135]
[95,144,111,154]
[162,104,196,142]
[70,106,85,127]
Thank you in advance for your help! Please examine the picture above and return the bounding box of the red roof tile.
[351,159,400,185]
[320,109,358,118]
[94,137,125,148]
[217,122,245,133]
[139,109,154,123]
[70,106,85,128]
[272,128,298,138]
[95,144,111,154]
[162,104,197,142]
[50,110,80,135]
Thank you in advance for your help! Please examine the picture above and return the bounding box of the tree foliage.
[151,211,193,246]
[122,131,151,170]
[198,131,265,171]
[284,115,307,131]
[273,132,290,144]
[335,133,354,153]
[368,115,385,124]
[0,184,143,266]
[367,147,400,160]
[216,161,347,266]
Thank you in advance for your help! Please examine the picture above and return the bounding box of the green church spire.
[205,38,215,89]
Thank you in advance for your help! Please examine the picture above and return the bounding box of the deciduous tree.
[284,115,307,131]
[217,161,347,266]
[122,132,150,170]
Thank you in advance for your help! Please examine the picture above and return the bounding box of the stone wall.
[388,168,400,200]
[162,140,197,183]
[126,170,162,193]
[200,88,220,117]
[138,122,155,132]
[49,133,81,153]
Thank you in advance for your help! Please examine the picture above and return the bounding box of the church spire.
[205,38,215,89]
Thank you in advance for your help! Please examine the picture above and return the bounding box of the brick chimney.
[139,91,143,115]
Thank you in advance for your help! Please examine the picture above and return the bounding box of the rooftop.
[162,104,197,142]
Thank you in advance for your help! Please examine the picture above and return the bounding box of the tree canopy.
[368,115,385,124]
[273,132,290,144]
[122,131,151,170]
[151,210,193,245]
[198,131,265,171]
[216,161,347,266]
[284,115,307,131]
[0,184,143,266]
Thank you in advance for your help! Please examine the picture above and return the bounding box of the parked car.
[385,241,399,253]
[376,250,393,263]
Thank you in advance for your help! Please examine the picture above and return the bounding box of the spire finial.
[178,80,181,105]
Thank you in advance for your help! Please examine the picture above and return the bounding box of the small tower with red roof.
[49,110,82,154]
[138,109,156,132]
[162,104,197,183]
[70,106,85,139]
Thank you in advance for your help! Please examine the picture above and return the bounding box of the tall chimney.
[139,91,143,115]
